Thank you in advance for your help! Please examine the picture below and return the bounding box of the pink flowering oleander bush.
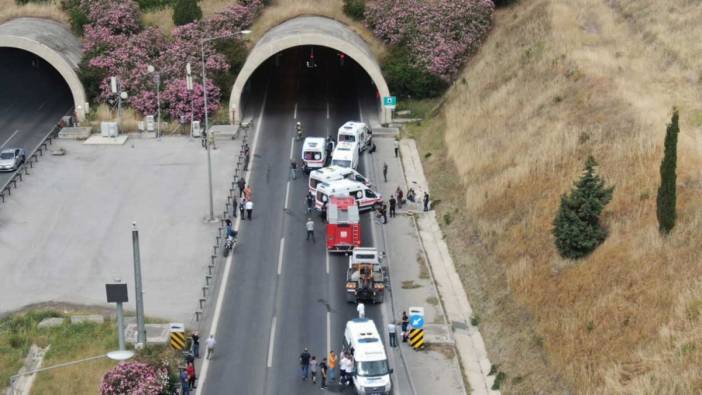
[365,0,494,84]
[78,0,264,120]
[161,78,221,123]
[100,361,169,395]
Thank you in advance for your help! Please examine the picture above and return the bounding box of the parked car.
[0,148,26,172]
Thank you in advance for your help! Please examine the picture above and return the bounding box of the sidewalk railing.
[0,109,73,207]
[193,120,253,325]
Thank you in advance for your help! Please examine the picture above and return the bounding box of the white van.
[344,318,393,395]
[315,179,382,211]
[338,121,373,153]
[301,137,328,172]
[308,165,371,195]
[331,141,359,169]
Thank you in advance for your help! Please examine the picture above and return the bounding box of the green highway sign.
[383,96,397,109]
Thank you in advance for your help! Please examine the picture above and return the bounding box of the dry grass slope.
[0,0,68,25]
[414,0,702,393]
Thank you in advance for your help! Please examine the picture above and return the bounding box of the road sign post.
[408,306,425,350]
[383,96,397,109]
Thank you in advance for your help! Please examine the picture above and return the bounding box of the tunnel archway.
[230,16,390,126]
[0,17,86,120]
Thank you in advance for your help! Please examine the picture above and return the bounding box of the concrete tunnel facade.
[0,17,87,121]
[230,16,391,126]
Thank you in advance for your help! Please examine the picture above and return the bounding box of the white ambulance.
[315,179,381,212]
[338,121,373,153]
[331,141,360,170]
[301,137,329,172]
[308,165,371,195]
[343,318,393,395]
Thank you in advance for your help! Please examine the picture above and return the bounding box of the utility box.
[145,116,155,132]
[100,122,118,137]
[191,121,202,138]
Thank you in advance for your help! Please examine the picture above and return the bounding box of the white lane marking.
[289,137,295,161]
[267,316,277,368]
[325,252,330,275]
[326,311,331,355]
[293,102,298,120]
[284,182,290,210]
[326,102,330,120]
[196,81,269,395]
[277,237,285,275]
[1,130,19,149]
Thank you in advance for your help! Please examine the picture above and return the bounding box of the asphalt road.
[0,48,72,186]
[202,48,390,394]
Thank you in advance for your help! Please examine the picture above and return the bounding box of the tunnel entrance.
[230,16,390,126]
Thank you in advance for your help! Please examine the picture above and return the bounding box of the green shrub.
[382,45,448,99]
[60,0,89,35]
[212,40,249,98]
[172,0,202,26]
[656,109,679,234]
[552,156,614,259]
[77,57,106,104]
[343,0,366,21]
[136,0,174,11]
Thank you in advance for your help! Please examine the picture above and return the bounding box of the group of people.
[299,348,353,390]
[235,177,254,220]
[375,186,430,224]
[179,332,217,394]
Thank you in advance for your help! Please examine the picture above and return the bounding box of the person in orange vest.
[328,350,337,383]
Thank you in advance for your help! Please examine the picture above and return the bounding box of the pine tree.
[172,0,202,26]
[553,156,614,259]
[656,109,679,234]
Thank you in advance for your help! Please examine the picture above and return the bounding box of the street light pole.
[199,30,250,222]
[147,65,161,138]
[131,222,146,346]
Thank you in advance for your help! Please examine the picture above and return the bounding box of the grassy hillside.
[410,0,702,393]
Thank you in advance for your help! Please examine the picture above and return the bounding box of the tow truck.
[345,247,386,304]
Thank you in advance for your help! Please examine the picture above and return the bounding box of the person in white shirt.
[387,322,397,347]
[306,218,315,243]
[357,302,365,318]
[245,200,253,220]
[206,334,216,360]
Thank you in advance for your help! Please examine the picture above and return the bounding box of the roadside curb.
[399,139,499,395]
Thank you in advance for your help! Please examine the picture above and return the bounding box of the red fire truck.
[326,195,361,252]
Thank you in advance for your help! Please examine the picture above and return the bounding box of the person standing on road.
[306,192,315,214]
[328,351,337,384]
[206,334,216,360]
[239,196,246,219]
[306,218,315,243]
[244,185,253,201]
[310,355,318,383]
[394,138,400,157]
[232,197,238,218]
[186,361,197,389]
[423,191,430,212]
[383,162,388,183]
[245,199,254,220]
[237,177,246,197]
[388,322,397,347]
[300,348,311,381]
[396,187,404,209]
[290,161,298,180]
[401,311,409,343]
[389,196,396,218]
[180,368,190,395]
[320,357,328,389]
[381,202,388,224]
[338,353,349,386]
[190,331,200,358]
[357,302,365,318]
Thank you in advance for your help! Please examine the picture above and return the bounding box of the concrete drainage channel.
[0,110,73,206]
[193,123,251,326]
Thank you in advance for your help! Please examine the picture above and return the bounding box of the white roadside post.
[147,65,161,138]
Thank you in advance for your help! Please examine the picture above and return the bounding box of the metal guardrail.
[0,109,74,206]
[194,120,254,324]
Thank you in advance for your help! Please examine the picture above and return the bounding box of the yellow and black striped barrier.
[409,328,425,350]
[170,331,186,350]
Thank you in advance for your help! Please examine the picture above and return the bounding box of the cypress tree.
[656,109,679,234]
[553,156,614,259]
[172,0,202,26]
